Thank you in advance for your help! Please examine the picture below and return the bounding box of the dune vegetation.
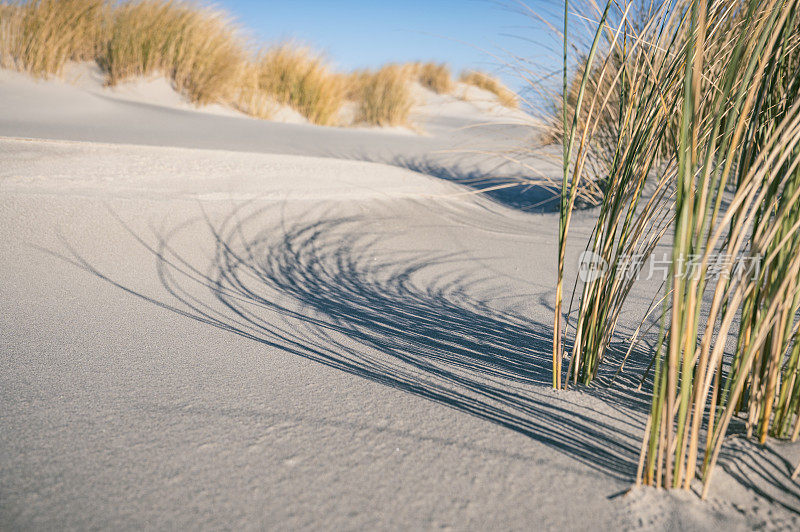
[104,0,244,105]
[459,70,518,108]
[0,0,109,76]
[0,0,519,126]
[553,0,800,498]
[347,64,413,127]
[248,45,345,126]
[406,61,453,94]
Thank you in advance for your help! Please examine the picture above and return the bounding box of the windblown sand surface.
[2,70,800,530]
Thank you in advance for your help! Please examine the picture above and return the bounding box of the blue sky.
[216,0,561,92]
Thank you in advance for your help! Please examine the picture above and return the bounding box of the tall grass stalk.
[567,1,683,386]
[639,0,800,494]
[554,0,613,389]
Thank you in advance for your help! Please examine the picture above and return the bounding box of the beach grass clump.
[556,0,683,388]
[347,64,412,126]
[233,61,275,119]
[0,0,110,76]
[459,70,518,108]
[0,0,464,127]
[0,3,22,69]
[554,0,800,498]
[632,0,800,495]
[416,61,453,94]
[250,44,344,125]
[104,0,245,105]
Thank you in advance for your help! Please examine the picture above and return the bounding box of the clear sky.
[215,0,561,93]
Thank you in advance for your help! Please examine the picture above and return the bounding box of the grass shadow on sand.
[390,156,561,213]
[61,203,649,481]
[65,204,781,490]
[718,438,800,515]
[313,145,563,213]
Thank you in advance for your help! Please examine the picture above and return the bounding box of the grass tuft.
[0,0,110,76]
[405,61,453,94]
[553,0,800,498]
[103,0,245,105]
[347,64,412,127]
[459,70,518,108]
[249,44,344,126]
[234,61,274,119]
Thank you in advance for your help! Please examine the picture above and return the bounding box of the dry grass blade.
[553,0,615,389]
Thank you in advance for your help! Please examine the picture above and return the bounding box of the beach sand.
[2,68,799,530]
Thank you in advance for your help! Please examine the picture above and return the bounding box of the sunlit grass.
[554,0,800,498]
[347,64,412,126]
[249,44,344,125]
[0,0,109,76]
[104,0,245,105]
[0,0,432,126]
[413,61,453,94]
[459,70,518,108]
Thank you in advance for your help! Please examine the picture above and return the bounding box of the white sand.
[2,68,800,530]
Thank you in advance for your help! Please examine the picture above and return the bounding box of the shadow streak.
[63,204,661,482]
[390,156,561,213]
[720,438,800,515]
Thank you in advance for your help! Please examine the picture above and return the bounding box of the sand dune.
[0,62,535,151]
[2,68,799,530]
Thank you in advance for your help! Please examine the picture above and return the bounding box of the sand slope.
[2,69,800,530]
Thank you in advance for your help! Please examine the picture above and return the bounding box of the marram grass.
[347,64,413,127]
[556,0,800,498]
[405,61,453,94]
[0,0,109,76]
[459,70,518,108]
[250,44,345,126]
[104,0,245,106]
[0,0,465,126]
